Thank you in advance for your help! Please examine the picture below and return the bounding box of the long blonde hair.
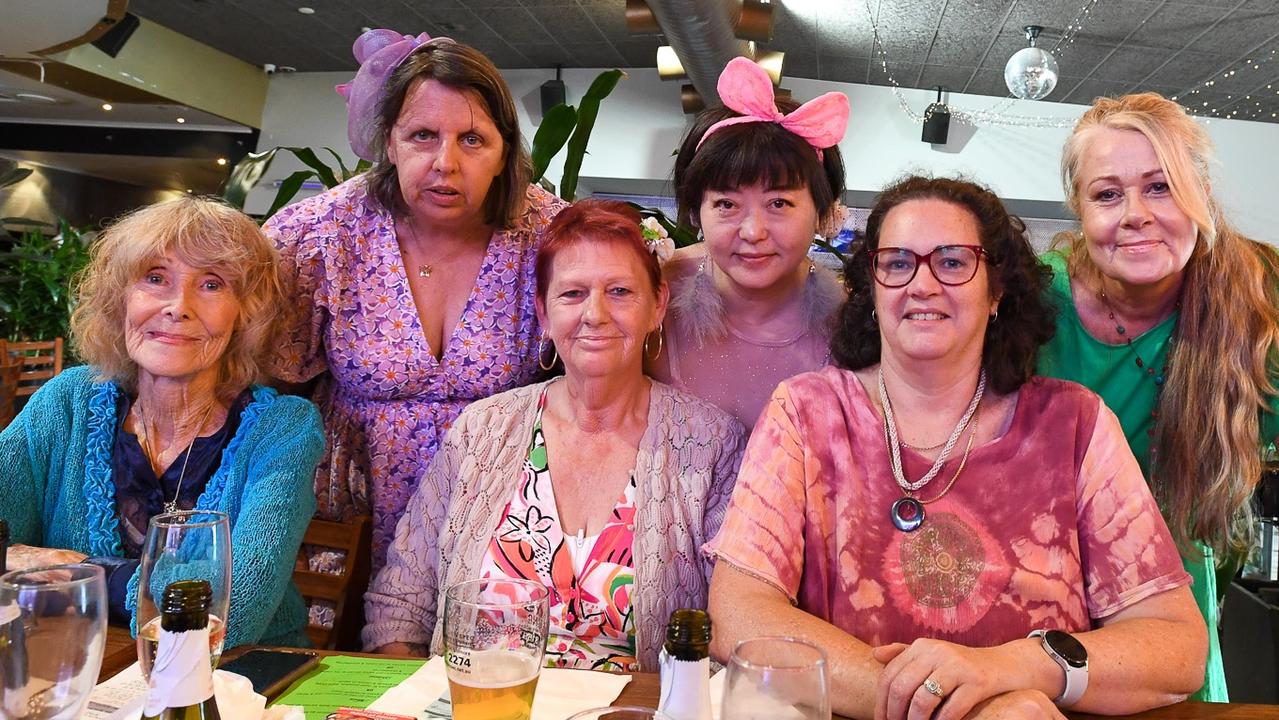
[1061,92,1279,558]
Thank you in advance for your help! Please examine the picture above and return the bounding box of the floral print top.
[478,386,639,672]
[263,178,565,571]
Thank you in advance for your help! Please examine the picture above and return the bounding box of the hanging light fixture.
[1004,25,1059,101]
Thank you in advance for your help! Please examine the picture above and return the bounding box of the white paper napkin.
[85,663,304,720]
[368,656,633,720]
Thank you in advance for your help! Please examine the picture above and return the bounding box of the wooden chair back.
[293,515,372,650]
[8,338,64,397]
[0,340,24,428]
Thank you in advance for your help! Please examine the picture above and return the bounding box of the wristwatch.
[1028,629,1089,707]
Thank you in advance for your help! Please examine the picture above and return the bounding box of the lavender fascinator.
[336,29,433,162]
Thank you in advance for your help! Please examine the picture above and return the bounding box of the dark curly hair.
[673,97,845,231]
[830,175,1055,394]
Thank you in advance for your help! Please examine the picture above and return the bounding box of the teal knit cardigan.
[0,366,324,648]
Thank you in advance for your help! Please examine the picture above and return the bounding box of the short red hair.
[535,198,662,301]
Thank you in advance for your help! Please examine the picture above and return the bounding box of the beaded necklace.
[1097,288,1179,441]
[1097,288,1177,388]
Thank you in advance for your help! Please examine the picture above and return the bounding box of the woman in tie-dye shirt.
[705,177,1206,720]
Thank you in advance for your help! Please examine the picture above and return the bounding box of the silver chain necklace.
[134,401,216,514]
[878,367,985,492]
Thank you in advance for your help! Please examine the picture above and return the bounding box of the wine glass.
[135,511,231,677]
[443,578,549,720]
[566,708,674,719]
[721,637,831,720]
[0,564,107,720]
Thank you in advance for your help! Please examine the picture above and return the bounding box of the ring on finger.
[922,678,945,698]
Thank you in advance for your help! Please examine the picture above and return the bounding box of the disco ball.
[1004,46,1059,100]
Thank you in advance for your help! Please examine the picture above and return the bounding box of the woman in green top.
[1039,92,1279,702]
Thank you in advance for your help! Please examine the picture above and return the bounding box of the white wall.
[252,67,1279,242]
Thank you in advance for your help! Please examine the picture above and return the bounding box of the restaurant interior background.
[3,0,1279,704]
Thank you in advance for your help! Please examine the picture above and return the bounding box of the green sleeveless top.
[1037,249,1279,702]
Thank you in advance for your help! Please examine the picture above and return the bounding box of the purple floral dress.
[264,178,565,570]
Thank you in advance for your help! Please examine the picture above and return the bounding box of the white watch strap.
[1029,629,1088,707]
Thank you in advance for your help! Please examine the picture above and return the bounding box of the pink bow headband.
[696,57,850,160]
[336,29,442,162]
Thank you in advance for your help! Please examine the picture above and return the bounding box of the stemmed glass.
[0,564,107,720]
[442,578,549,720]
[721,637,831,720]
[566,708,673,719]
[135,510,231,677]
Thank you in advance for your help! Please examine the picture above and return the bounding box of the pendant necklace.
[135,401,217,514]
[879,368,985,532]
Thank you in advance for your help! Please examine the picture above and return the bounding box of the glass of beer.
[443,578,549,720]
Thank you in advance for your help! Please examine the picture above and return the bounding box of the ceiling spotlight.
[176,117,186,123]
[297,7,315,14]
[101,103,113,111]
[1004,25,1058,101]
[657,46,686,80]
[216,158,227,166]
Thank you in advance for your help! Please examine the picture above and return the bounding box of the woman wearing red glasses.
[704,175,1205,720]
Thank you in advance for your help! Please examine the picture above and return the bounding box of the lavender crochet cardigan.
[362,378,746,669]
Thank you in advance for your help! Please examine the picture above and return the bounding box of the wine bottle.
[657,608,713,720]
[142,579,221,719]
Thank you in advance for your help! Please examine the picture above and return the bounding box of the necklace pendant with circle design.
[891,496,925,532]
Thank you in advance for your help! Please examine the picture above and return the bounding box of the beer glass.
[443,578,549,720]
[0,564,107,720]
[136,511,232,677]
[721,637,830,720]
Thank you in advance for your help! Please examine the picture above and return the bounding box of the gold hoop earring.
[644,325,664,361]
[538,335,558,371]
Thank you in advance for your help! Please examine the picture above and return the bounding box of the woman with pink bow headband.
[263,29,566,579]
[649,57,850,431]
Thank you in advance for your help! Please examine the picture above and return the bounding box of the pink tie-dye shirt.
[706,367,1190,647]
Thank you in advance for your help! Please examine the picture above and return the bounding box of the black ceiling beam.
[0,123,259,165]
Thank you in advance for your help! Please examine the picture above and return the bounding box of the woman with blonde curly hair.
[0,196,324,648]
[1038,92,1279,701]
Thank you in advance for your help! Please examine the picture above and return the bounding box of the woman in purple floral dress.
[264,30,564,571]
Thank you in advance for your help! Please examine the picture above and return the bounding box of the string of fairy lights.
[861,0,1279,128]
[1173,49,1279,122]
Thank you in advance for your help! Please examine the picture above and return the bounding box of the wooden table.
[100,634,1279,719]
[102,625,138,681]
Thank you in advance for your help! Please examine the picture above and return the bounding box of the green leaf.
[323,147,351,180]
[264,171,316,220]
[354,158,372,175]
[560,69,625,201]
[283,147,340,189]
[221,148,279,209]
[529,103,578,183]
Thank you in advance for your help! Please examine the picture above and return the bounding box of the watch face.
[1045,630,1088,668]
